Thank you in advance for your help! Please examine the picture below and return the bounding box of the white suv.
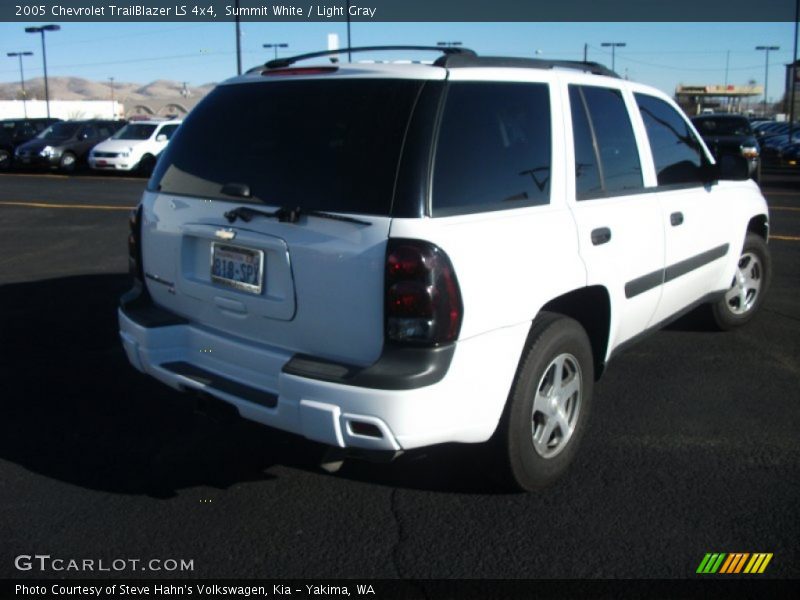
[119,47,770,490]
[89,119,181,175]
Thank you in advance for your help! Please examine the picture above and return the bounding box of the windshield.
[113,124,157,140]
[693,117,752,136]
[150,79,424,216]
[38,122,80,140]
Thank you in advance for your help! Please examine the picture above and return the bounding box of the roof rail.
[261,46,477,70]
[436,54,619,77]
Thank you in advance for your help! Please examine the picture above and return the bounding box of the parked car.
[14,119,125,173]
[0,117,61,171]
[753,121,789,142]
[779,142,800,167]
[89,119,181,176]
[691,114,761,181]
[120,47,770,491]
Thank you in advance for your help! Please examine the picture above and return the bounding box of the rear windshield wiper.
[224,206,372,227]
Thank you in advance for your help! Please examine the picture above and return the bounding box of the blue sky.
[0,21,796,102]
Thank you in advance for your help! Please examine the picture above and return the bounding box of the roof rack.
[261,46,476,70]
[252,46,618,79]
[437,54,619,77]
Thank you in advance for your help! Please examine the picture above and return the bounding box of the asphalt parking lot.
[0,171,798,581]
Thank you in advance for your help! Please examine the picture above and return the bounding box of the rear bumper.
[119,292,527,452]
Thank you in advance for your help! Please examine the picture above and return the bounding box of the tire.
[491,312,594,491]
[59,151,77,173]
[0,149,10,171]
[138,154,156,177]
[711,233,771,330]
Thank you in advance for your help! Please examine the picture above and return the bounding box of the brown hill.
[0,77,215,101]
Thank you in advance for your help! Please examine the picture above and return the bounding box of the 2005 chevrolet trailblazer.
[119,47,770,490]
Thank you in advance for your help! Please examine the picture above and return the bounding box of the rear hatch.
[141,74,431,366]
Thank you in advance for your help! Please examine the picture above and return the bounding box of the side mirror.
[701,155,749,184]
[155,134,167,142]
[717,154,750,181]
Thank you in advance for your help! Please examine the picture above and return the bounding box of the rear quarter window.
[432,82,552,216]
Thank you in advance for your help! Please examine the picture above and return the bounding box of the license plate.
[210,243,264,295]
[97,160,107,166]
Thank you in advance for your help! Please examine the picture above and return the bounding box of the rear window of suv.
[150,79,424,216]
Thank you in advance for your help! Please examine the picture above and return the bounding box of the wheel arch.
[538,285,611,380]
[747,214,769,241]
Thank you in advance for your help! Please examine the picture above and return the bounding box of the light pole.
[7,51,33,118]
[25,24,60,119]
[263,43,289,60]
[234,0,241,75]
[755,45,780,117]
[601,42,626,72]
[109,77,115,119]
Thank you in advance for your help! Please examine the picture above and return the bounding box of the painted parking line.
[770,206,800,212]
[0,201,134,211]
[769,234,800,241]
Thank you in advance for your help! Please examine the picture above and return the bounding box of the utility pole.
[7,51,33,118]
[601,42,626,72]
[109,77,115,119]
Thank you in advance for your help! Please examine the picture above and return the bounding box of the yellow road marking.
[0,201,134,211]
[770,206,800,211]
[770,234,800,241]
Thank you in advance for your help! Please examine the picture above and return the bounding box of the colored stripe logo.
[696,553,773,574]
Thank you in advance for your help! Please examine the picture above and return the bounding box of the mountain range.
[0,77,215,102]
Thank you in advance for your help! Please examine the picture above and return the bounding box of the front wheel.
[492,312,594,491]
[59,151,77,173]
[710,233,771,330]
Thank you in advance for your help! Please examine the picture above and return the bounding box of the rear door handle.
[670,212,684,226]
[591,227,612,246]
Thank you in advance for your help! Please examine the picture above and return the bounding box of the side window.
[97,125,112,138]
[569,85,643,200]
[432,82,551,216]
[635,93,707,186]
[569,87,602,198]
[160,125,179,140]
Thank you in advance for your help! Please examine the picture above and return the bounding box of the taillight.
[385,239,463,345]
[128,205,144,282]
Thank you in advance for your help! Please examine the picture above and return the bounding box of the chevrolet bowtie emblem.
[215,229,236,240]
